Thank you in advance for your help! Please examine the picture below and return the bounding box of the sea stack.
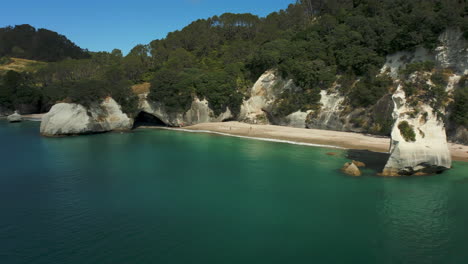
[382,85,452,176]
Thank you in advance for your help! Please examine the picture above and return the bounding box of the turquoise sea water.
[1,120,468,264]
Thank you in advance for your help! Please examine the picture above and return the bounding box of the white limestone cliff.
[40,97,133,136]
[382,85,452,176]
[239,70,283,124]
[139,94,233,127]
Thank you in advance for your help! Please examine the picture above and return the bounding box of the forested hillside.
[0,24,90,61]
[0,0,467,122]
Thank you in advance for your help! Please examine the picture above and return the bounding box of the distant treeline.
[0,24,90,61]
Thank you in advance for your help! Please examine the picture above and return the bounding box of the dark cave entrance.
[222,117,237,122]
[133,111,167,128]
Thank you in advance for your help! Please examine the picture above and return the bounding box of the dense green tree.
[1,0,465,120]
[0,24,89,61]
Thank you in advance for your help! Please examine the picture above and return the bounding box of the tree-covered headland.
[0,0,467,125]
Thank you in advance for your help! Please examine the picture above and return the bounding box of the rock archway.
[133,111,167,128]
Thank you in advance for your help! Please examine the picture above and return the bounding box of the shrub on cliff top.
[451,76,468,127]
[400,61,435,77]
[398,121,416,142]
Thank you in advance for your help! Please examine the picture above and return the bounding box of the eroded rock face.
[382,85,452,176]
[239,70,284,125]
[7,112,22,123]
[447,125,468,145]
[381,47,433,78]
[140,95,233,127]
[436,29,468,74]
[40,97,133,136]
[239,70,312,128]
[306,90,346,131]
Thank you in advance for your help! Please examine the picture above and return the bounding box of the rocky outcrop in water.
[382,85,452,176]
[40,97,133,136]
[342,162,362,176]
[139,94,233,127]
[7,112,22,123]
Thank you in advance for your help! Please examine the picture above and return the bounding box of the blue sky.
[1,0,294,54]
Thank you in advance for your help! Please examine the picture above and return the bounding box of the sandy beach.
[21,113,46,121]
[165,122,468,162]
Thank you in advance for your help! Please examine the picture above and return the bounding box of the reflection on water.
[378,178,452,263]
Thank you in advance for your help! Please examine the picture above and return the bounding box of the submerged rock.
[40,97,133,136]
[7,112,22,123]
[342,162,362,176]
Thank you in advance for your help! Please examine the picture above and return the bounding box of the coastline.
[142,121,468,162]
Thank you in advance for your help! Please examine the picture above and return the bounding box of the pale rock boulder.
[40,97,133,136]
[139,94,233,127]
[7,111,22,123]
[342,162,362,176]
[382,85,452,176]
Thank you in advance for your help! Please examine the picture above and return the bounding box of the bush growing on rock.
[400,61,435,77]
[451,76,468,127]
[398,121,416,142]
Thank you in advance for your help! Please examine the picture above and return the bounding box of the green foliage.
[430,70,448,87]
[0,57,12,65]
[1,1,463,121]
[148,68,196,113]
[451,76,468,127]
[398,121,416,142]
[273,89,321,117]
[402,74,448,112]
[0,24,89,62]
[195,70,244,116]
[400,61,435,77]
[0,70,41,109]
[349,74,393,107]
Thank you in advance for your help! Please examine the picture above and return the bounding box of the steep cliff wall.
[382,84,452,176]
[139,94,233,127]
[239,70,286,125]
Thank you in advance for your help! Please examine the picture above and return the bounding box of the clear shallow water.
[1,121,468,264]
